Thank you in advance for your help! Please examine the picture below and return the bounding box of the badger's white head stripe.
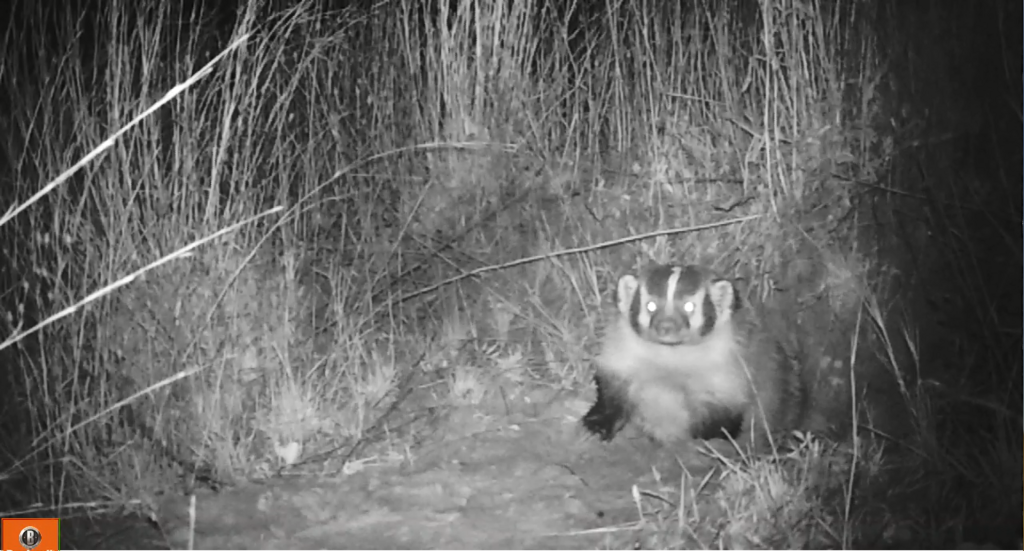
[660,266,682,318]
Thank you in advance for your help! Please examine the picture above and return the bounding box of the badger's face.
[618,264,737,346]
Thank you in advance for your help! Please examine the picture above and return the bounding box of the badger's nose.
[652,315,686,338]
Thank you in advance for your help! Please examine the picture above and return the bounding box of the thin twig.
[391,214,762,306]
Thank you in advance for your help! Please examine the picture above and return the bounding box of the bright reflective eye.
[646,301,657,313]
[683,301,695,314]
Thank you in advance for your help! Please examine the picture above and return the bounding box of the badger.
[582,263,806,453]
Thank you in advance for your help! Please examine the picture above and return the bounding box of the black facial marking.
[644,265,675,297]
[675,265,705,296]
[689,403,744,441]
[582,372,632,441]
[629,288,644,335]
[699,291,717,336]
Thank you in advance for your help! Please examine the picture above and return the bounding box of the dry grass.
[0,0,1018,548]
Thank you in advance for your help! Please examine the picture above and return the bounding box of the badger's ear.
[616,274,639,316]
[707,279,738,321]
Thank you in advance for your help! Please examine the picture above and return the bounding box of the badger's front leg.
[582,371,632,441]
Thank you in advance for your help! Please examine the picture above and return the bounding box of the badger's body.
[582,263,806,452]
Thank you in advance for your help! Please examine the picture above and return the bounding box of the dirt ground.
[59,389,742,550]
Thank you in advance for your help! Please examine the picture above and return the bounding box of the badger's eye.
[645,301,657,313]
[683,300,696,314]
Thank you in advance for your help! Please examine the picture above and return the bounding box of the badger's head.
[618,263,740,346]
